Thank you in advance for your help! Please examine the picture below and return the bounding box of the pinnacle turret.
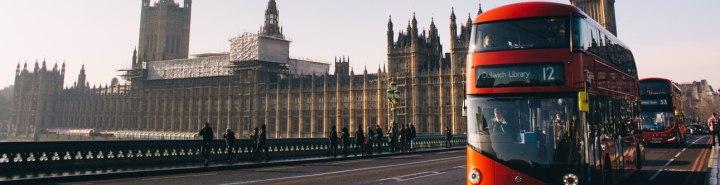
[478,2,484,16]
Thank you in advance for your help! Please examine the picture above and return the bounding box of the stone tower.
[334,57,350,76]
[386,13,444,130]
[10,60,64,139]
[448,5,477,134]
[137,0,192,62]
[570,0,617,35]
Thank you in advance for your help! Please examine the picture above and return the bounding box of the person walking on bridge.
[366,126,375,155]
[355,127,365,156]
[258,124,270,161]
[198,123,214,166]
[341,126,350,157]
[409,124,417,151]
[250,127,259,160]
[329,126,338,157]
[374,125,384,154]
[444,126,453,148]
[223,128,236,163]
[709,113,719,146]
[399,124,407,152]
[388,125,398,152]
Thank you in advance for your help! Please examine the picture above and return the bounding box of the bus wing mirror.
[578,91,590,112]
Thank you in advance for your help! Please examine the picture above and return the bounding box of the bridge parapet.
[0,135,466,176]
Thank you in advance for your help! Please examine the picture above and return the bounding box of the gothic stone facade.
[680,80,720,123]
[8,0,478,138]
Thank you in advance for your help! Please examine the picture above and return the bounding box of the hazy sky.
[1,0,719,89]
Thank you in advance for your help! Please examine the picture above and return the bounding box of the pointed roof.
[450,7,457,21]
[478,2,484,16]
[387,15,393,28]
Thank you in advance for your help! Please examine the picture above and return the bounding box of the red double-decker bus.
[639,78,686,146]
[465,2,643,185]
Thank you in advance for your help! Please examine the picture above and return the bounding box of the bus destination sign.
[640,99,670,106]
[475,63,565,88]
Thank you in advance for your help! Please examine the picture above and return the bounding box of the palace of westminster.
[5,0,618,138]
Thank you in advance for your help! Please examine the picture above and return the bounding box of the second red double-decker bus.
[466,2,643,185]
[639,78,686,146]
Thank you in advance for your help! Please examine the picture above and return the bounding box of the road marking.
[331,159,372,165]
[379,171,445,182]
[453,165,466,169]
[708,145,717,168]
[255,166,297,172]
[437,150,461,154]
[682,139,711,185]
[141,172,218,181]
[218,155,465,185]
[388,154,422,159]
[649,136,706,181]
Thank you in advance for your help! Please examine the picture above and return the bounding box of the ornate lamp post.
[386,81,400,130]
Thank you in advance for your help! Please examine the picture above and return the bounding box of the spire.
[52,63,58,71]
[387,15,395,49]
[467,14,472,26]
[477,2,484,16]
[23,62,28,72]
[78,65,87,88]
[41,60,47,71]
[132,47,138,67]
[450,7,458,46]
[15,63,20,76]
[261,0,284,38]
[411,12,418,30]
[61,62,65,75]
[430,17,436,29]
[387,15,393,29]
[450,7,456,21]
[34,60,39,72]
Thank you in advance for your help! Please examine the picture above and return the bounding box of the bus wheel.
[603,156,613,185]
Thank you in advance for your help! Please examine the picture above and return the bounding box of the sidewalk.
[1,146,465,185]
[709,144,719,185]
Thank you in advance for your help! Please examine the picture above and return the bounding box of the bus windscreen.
[470,17,569,53]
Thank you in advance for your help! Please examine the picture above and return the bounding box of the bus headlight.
[563,173,579,185]
[469,168,481,184]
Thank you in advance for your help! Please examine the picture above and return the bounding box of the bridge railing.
[0,135,466,175]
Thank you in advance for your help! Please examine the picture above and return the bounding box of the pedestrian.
[198,123,214,166]
[355,127,365,156]
[709,113,719,146]
[258,124,270,161]
[250,127,259,159]
[399,124,407,152]
[444,126,452,148]
[329,126,338,157]
[388,125,398,152]
[375,125,383,153]
[341,126,350,157]
[409,124,417,151]
[366,126,375,155]
[223,128,236,163]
